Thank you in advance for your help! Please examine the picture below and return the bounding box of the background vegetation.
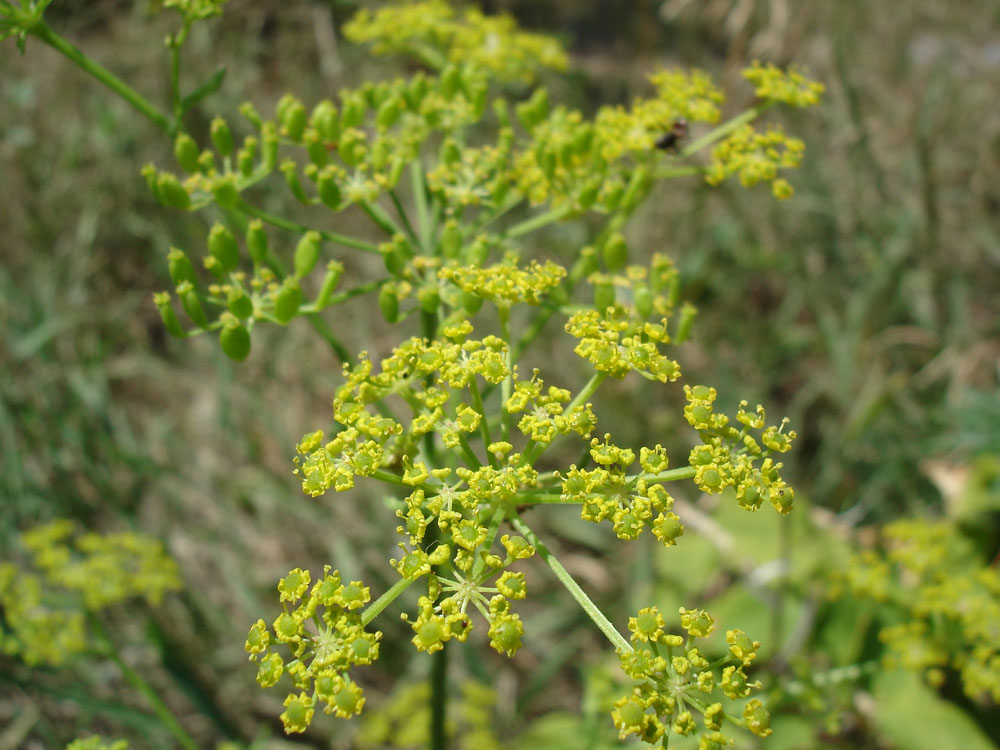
[2,1,998,748]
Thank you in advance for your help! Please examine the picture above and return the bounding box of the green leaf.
[872,669,998,750]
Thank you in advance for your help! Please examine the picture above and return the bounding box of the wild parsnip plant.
[2,0,825,746]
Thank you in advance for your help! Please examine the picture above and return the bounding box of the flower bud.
[462,236,489,266]
[634,284,654,319]
[167,247,197,286]
[210,116,234,157]
[246,220,268,266]
[460,291,483,315]
[273,279,303,325]
[440,65,462,99]
[593,278,615,312]
[620,167,652,214]
[294,231,322,278]
[174,132,200,173]
[516,88,548,130]
[405,73,428,109]
[315,260,344,310]
[440,138,461,167]
[219,313,251,361]
[569,246,597,284]
[340,92,366,129]
[208,223,239,272]
[417,285,440,313]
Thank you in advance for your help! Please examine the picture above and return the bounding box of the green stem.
[643,466,696,483]
[389,188,420,247]
[360,200,404,237]
[471,503,508,580]
[430,643,448,750]
[304,314,350,362]
[681,102,775,157]
[30,20,172,134]
[410,160,433,253]
[360,576,414,627]
[504,205,572,239]
[511,515,631,654]
[498,307,513,443]
[235,199,380,253]
[89,614,198,750]
[167,21,190,127]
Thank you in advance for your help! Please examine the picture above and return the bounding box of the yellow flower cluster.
[0,520,181,666]
[613,605,770,747]
[343,0,567,83]
[245,566,381,733]
[835,518,1000,702]
[743,61,825,108]
[706,124,805,199]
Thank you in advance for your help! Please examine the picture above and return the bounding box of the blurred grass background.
[1,1,999,748]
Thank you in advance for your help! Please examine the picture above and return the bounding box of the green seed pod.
[569,246,597,284]
[176,281,207,327]
[417,285,440,313]
[273,280,303,325]
[227,287,254,319]
[378,283,399,322]
[246,220,268,266]
[460,290,483,315]
[602,233,628,272]
[316,166,341,209]
[386,157,406,189]
[208,223,239,272]
[211,174,239,208]
[167,247,197,286]
[294,231,322,278]
[406,73,428,109]
[210,116,234,157]
[141,163,158,198]
[601,178,625,212]
[219,313,251,361]
[572,124,594,155]
[203,255,225,282]
[197,149,217,173]
[174,132,200,173]
[576,179,600,211]
[340,93,365,129]
[634,284,654,319]
[310,99,339,143]
[675,302,697,344]
[516,88,549,130]
[156,172,190,210]
[370,138,390,172]
[462,236,489,266]
[153,292,186,338]
[375,96,401,130]
[440,65,462,99]
[261,122,279,172]
[237,136,258,176]
[280,160,310,204]
[491,177,509,207]
[315,260,344,310]
[439,219,462,259]
[304,129,328,167]
[280,101,307,142]
[548,282,570,307]
[239,101,263,130]
[593,279,616,313]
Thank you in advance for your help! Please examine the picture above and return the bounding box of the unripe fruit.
[207,223,239,272]
[219,314,251,361]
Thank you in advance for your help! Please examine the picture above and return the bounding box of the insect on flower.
[655,118,689,152]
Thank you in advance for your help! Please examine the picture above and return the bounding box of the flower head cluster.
[705,124,806,199]
[343,0,567,83]
[565,305,680,382]
[560,441,683,545]
[834,518,1000,702]
[743,61,825,108]
[685,386,796,513]
[65,738,129,750]
[245,566,382,733]
[0,521,181,666]
[160,0,227,22]
[613,606,770,747]
[439,254,566,310]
